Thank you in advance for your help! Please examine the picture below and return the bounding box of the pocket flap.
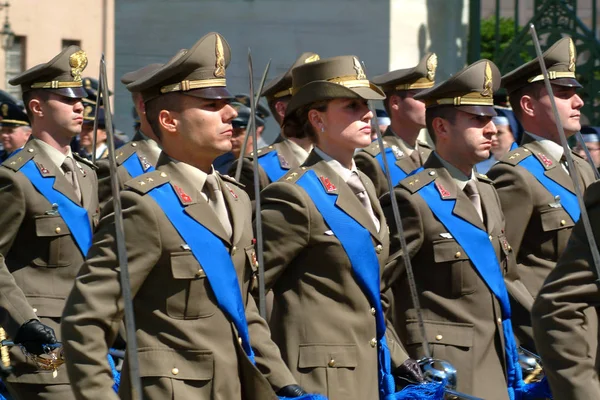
[540,208,574,231]
[137,348,214,380]
[35,215,70,237]
[405,321,473,348]
[298,344,358,368]
[170,252,205,279]
[432,239,468,263]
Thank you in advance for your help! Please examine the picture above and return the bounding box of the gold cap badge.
[353,57,366,80]
[1,104,8,117]
[214,35,226,78]
[482,62,493,97]
[568,38,576,72]
[69,50,88,82]
[305,54,320,63]
[426,53,438,82]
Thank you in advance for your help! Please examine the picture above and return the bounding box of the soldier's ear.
[520,95,535,118]
[432,116,449,140]
[28,98,43,119]
[158,109,178,137]
[389,94,401,111]
[307,109,323,132]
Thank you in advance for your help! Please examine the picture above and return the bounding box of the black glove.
[14,319,57,355]
[394,358,425,387]
[276,384,308,397]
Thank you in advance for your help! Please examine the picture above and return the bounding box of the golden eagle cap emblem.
[304,54,320,63]
[84,105,93,118]
[69,50,88,82]
[568,38,576,72]
[426,53,437,82]
[1,104,8,118]
[353,57,366,80]
[481,62,493,97]
[214,35,226,78]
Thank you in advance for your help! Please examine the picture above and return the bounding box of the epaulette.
[359,141,382,157]
[496,146,533,166]
[249,144,277,160]
[281,166,308,184]
[476,172,493,184]
[399,168,437,194]
[73,153,98,170]
[114,142,139,166]
[218,172,244,188]
[1,148,34,171]
[124,170,170,195]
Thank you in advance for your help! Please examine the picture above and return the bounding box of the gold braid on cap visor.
[528,71,576,83]
[30,81,84,89]
[160,78,227,94]
[425,91,494,107]
[291,75,374,95]
[395,77,435,90]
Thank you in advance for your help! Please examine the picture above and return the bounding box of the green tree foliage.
[480,16,517,62]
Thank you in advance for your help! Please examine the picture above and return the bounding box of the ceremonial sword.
[529,24,600,283]
[98,55,142,400]
[234,59,272,182]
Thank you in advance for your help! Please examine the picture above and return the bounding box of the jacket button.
[196,269,203,277]
[497,318,502,324]
[507,245,512,251]
[28,148,34,153]
[370,338,377,348]
[55,227,61,234]
[32,308,37,313]
[171,367,179,375]
[160,172,167,178]
[375,245,383,254]
[454,252,461,258]
[560,220,566,226]
[370,307,376,315]
[488,235,493,241]
[131,142,137,147]
[232,246,237,255]
[328,359,335,367]
[238,337,243,345]
[435,334,443,341]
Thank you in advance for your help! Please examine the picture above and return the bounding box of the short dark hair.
[425,106,458,144]
[382,91,409,116]
[267,97,289,126]
[145,93,187,139]
[282,100,328,143]
[22,90,51,121]
[508,81,544,119]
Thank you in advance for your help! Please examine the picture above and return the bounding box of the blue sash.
[121,153,155,178]
[517,155,579,222]
[509,142,518,151]
[20,160,92,256]
[416,174,547,399]
[257,151,287,182]
[147,183,254,362]
[297,170,439,400]
[375,148,410,186]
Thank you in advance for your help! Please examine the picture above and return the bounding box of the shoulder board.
[417,140,433,149]
[114,142,139,166]
[73,153,98,170]
[217,172,244,188]
[1,148,34,171]
[280,166,308,184]
[249,144,277,160]
[124,170,170,195]
[496,146,533,166]
[476,172,493,184]
[399,168,437,194]
[359,141,382,157]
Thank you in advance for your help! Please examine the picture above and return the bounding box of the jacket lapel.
[362,171,384,244]
[524,141,575,194]
[220,176,245,246]
[477,181,496,234]
[274,140,297,170]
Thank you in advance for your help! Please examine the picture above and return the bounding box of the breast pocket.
[432,239,476,297]
[33,215,72,268]
[166,252,217,319]
[539,207,574,257]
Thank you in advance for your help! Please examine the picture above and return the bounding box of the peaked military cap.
[285,55,385,117]
[372,53,438,92]
[414,59,500,117]
[231,102,265,129]
[502,37,582,94]
[0,101,29,127]
[233,93,271,119]
[0,90,19,105]
[127,32,233,102]
[120,63,164,88]
[9,46,88,98]
[262,52,320,100]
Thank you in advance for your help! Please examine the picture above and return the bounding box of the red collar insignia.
[225,183,238,200]
[538,153,553,167]
[319,175,336,193]
[435,182,451,198]
[173,185,192,204]
[36,162,50,176]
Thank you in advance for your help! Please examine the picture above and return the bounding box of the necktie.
[204,175,233,239]
[62,156,82,204]
[463,180,483,223]
[409,150,421,167]
[346,172,381,232]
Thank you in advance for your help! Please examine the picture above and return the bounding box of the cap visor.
[457,105,497,117]
[47,87,88,99]
[551,78,582,89]
[183,87,234,100]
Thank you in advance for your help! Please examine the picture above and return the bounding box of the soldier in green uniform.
[229,52,320,201]
[61,33,309,400]
[354,53,436,197]
[487,37,597,350]
[0,45,99,400]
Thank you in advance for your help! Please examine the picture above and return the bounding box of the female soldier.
[258,56,423,400]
